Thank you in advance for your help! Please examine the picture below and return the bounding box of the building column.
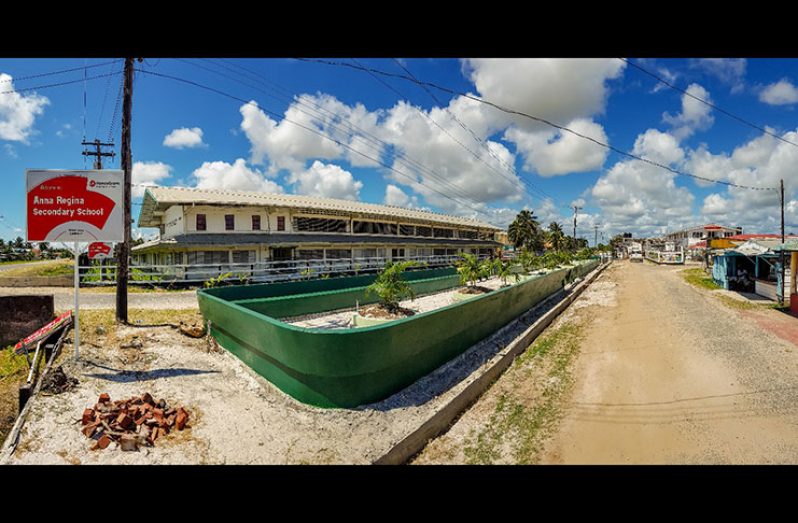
[790,251,798,297]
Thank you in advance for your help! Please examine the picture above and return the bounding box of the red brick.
[119,435,138,452]
[116,413,134,430]
[141,392,155,405]
[95,434,111,450]
[98,393,111,403]
[82,422,100,438]
[175,408,188,430]
[81,409,94,425]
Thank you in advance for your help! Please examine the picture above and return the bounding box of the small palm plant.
[496,259,519,286]
[365,261,418,313]
[478,258,494,281]
[456,253,482,287]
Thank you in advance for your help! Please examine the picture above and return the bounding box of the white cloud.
[463,59,626,132]
[3,144,17,159]
[55,123,72,139]
[759,79,798,106]
[504,118,609,176]
[163,127,205,148]
[384,184,418,208]
[132,161,172,198]
[240,96,381,174]
[192,158,283,194]
[571,198,586,208]
[0,73,50,142]
[702,193,729,215]
[287,161,362,201]
[651,66,679,93]
[691,59,747,93]
[662,83,714,140]
[591,128,695,236]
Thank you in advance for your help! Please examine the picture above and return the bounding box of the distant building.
[665,223,741,249]
[133,187,503,282]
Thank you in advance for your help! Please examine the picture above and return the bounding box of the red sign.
[88,242,113,260]
[26,170,123,242]
[14,311,73,355]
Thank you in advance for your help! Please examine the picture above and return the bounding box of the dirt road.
[416,261,798,464]
[0,286,198,310]
[542,261,798,464]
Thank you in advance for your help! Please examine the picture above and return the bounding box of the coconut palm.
[495,259,518,286]
[508,210,542,251]
[456,253,481,287]
[365,261,418,312]
[547,222,565,251]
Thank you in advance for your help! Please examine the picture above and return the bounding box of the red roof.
[689,241,707,249]
[726,233,798,241]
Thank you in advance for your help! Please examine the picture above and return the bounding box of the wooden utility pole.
[593,223,600,248]
[780,178,785,307]
[572,205,582,240]
[116,58,139,323]
[81,140,115,170]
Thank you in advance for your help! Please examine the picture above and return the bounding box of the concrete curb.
[373,260,611,465]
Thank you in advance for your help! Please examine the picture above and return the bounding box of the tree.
[495,259,518,286]
[547,222,565,251]
[13,236,24,249]
[38,242,49,251]
[365,261,418,313]
[456,253,482,287]
[508,210,542,251]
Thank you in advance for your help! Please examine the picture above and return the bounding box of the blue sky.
[2,57,798,245]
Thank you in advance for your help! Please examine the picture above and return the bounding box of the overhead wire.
[0,70,124,97]
[0,59,121,85]
[296,58,779,192]
[169,59,503,218]
[134,68,499,222]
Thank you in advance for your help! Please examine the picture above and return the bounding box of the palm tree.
[508,210,542,251]
[548,222,565,251]
[456,253,482,287]
[365,261,418,313]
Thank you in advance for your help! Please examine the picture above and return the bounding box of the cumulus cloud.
[463,58,625,132]
[287,161,362,200]
[4,144,17,159]
[192,158,283,194]
[690,59,747,92]
[759,79,798,106]
[0,73,49,142]
[132,161,172,198]
[384,184,418,207]
[591,128,695,236]
[504,118,609,176]
[163,127,205,148]
[240,96,381,174]
[662,83,714,140]
[702,193,729,215]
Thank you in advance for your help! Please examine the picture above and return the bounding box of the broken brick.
[116,413,134,430]
[82,422,100,438]
[119,435,138,452]
[141,392,155,405]
[175,408,188,431]
[81,409,94,425]
[98,393,111,404]
[95,434,111,450]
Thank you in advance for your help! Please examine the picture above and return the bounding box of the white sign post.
[26,169,124,359]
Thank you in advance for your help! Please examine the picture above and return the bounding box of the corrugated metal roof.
[138,186,502,230]
[132,233,501,251]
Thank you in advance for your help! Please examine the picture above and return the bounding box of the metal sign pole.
[73,241,80,359]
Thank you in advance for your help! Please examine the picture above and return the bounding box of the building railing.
[78,254,492,285]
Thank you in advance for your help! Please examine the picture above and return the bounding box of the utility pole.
[116,58,140,324]
[572,205,582,240]
[81,139,115,169]
[593,224,600,248]
[780,178,785,307]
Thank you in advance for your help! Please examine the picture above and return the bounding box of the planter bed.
[197,260,599,408]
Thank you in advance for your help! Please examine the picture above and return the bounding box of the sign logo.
[88,241,113,260]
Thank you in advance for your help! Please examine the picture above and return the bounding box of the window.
[459,229,478,239]
[433,228,454,238]
[353,221,397,235]
[225,214,235,231]
[277,216,285,231]
[196,214,206,231]
[292,217,348,233]
[252,215,261,231]
[416,226,432,237]
[296,249,324,260]
[433,248,446,256]
[188,251,228,265]
[232,250,255,264]
[399,224,415,236]
[325,249,351,259]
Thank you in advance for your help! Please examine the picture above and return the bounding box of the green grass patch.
[681,268,720,290]
[0,345,29,379]
[715,294,781,311]
[0,259,72,278]
[463,321,583,465]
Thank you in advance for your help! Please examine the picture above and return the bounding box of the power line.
[173,58,508,216]
[0,59,121,85]
[620,57,798,149]
[134,68,500,222]
[94,60,120,139]
[0,70,123,96]
[297,58,779,192]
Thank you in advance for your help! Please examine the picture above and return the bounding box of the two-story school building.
[132,186,503,281]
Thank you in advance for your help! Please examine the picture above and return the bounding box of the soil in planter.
[459,285,493,295]
[360,304,416,320]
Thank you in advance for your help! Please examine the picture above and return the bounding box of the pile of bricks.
[80,393,189,451]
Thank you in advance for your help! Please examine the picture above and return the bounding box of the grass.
[0,259,72,279]
[715,294,782,311]
[463,321,583,465]
[681,268,721,290]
